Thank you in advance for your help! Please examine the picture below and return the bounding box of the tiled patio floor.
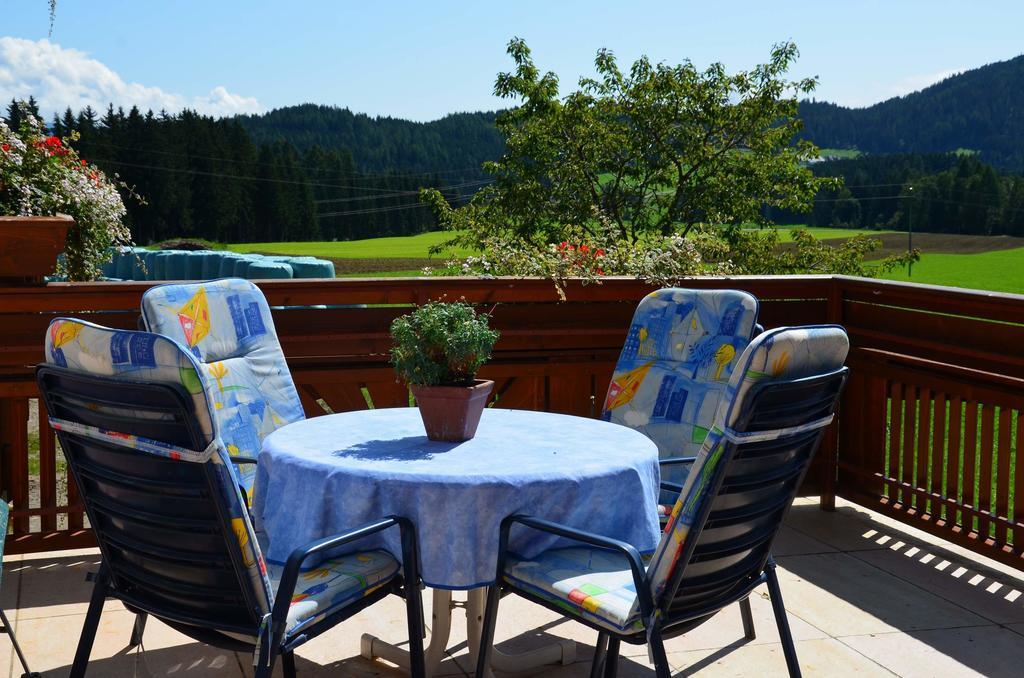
[4,497,1024,677]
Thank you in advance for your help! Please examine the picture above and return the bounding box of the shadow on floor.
[779,502,1024,677]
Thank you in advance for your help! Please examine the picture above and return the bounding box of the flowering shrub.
[0,104,135,280]
[422,219,734,300]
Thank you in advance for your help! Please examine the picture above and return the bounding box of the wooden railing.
[1,274,1023,571]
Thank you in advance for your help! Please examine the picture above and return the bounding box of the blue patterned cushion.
[504,547,644,633]
[268,549,399,634]
[44,318,275,617]
[603,289,759,461]
[645,325,850,601]
[140,279,306,501]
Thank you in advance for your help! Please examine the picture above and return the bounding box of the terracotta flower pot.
[411,379,494,442]
[0,215,72,283]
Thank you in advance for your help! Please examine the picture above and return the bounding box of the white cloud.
[833,67,964,108]
[884,68,963,98]
[0,37,263,118]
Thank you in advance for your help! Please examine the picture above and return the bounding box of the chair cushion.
[141,279,306,500]
[504,547,644,633]
[602,289,759,464]
[268,549,400,635]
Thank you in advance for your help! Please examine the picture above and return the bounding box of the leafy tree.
[425,38,835,251]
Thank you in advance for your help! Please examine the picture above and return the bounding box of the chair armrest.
[270,515,418,630]
[660,481,684,495]
[230,456,259,466]
[659,456,696,468]
[499,514,657,622]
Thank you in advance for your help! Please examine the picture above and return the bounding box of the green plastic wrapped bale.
[114,247,135,279]
[232,257,253,278]
[165,251,189,280]
[288,257,336,278]
[151,251,172,280]
[185,252,207,280]
[100,250,118,278]
[142,250,161,280]
[218,253,244,277]
[246,261,293,279]
[201,252,224,279]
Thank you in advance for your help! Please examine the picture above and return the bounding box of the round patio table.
[253,407,661,676]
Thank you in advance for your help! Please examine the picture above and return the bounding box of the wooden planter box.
[0,215,72,283]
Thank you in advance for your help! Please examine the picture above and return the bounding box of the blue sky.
[3,1,1022,120]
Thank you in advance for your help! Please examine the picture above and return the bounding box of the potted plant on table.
[390,300,500,442]
[1,102,134,282]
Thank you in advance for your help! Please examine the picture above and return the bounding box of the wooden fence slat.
[886,381,903,502]
[947,396,963,529]
[901,385,916,507]
[978,405,995,541]
[995,407,1012,545]
[1014,410,1024,548]
[929,391,947,521]
[37,399,57,532]
[963,402,979,535]
[917,388,932,516]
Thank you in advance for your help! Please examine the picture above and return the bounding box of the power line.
[312,179,492,205]
[80,139,488,182]
[91,157,462,193]
[315,194,473,219]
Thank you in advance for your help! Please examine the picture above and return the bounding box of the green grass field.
[230,231,475,259]
[879,247,1024,295]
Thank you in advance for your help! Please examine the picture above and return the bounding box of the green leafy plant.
[390,301,499,386]
[0,101,138,280]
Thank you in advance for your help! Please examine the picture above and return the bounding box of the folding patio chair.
[601,288,761,511]
[140,278,306,504]
[0,502,39,678]
[37,318,425,678]
[477,325,849,678]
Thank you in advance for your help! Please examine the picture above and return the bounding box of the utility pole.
[907,185,914,277]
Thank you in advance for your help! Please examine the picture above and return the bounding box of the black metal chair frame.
[475,367,848,678]
[36,365,426,678]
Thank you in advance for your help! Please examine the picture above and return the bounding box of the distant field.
[817,148,862,159]
[230,227,1024,295]
[230,231,474,259]
[879,247,1024,295]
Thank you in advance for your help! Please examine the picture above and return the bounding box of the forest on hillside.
[5,99,489,244]
[798,54,1024,171]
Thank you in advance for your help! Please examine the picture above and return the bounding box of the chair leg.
[603,637,620,678]
[70,567,110,678]
[0,607,39,678]
[128,612,148,648]
[473,584,501,678]
[281,649,296,678]
[648,628,671,678]
[739,596,756,640]
[404,584,426,678]
[766,564,802,678]
[589,633,609,678]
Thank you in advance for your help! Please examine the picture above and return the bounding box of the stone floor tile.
[773,525,838,556]
[851,544,1024,625]
[838,625,1024,678]
[665,637,893,677]
[782,504,889,552]
[12,552,121,620]
[774,552,987,636]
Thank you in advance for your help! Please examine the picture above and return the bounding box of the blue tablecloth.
[253,407,662,589]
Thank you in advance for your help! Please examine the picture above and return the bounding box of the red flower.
[580,244,590,253]
[1,143,9,152]
[45,136,61,148]
[558,241,568,251]
[80,159,87,166]
[597,268,605,276]
[595,248,605,257]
